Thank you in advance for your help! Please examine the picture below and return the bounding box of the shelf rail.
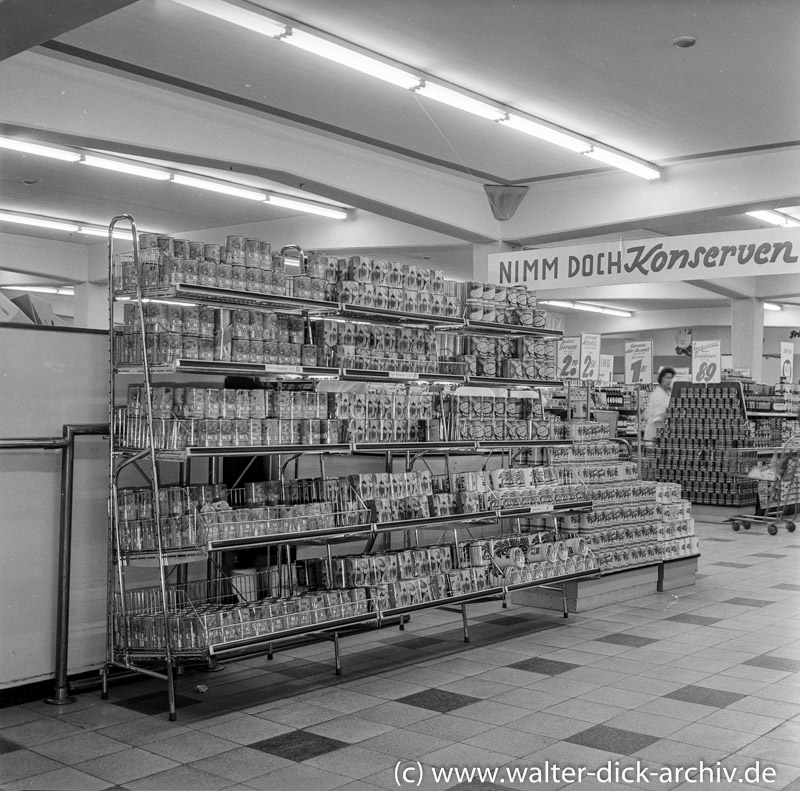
[0,423,109,706]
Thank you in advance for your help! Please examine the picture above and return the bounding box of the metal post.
[333,631,342,675]
[461,604,470,643]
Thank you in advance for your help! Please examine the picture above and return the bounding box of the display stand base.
[658,556,699,592]
[510,565,659,613]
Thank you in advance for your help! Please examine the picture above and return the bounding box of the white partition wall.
[0,325,108,690]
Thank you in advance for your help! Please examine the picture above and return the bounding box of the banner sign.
[692,340,722,384]
[556,336,581,379]
[488,227,800,291]
[624,340,653,385]
[599,354,614,383]
[781,342,794,382]
[580,333,601,381]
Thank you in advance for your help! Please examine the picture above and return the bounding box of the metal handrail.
[0,423,109,705]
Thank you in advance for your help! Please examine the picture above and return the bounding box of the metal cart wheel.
[768,523,779,536]
[788,522,796,533]
[742,521,751,530]
[731,521,741,531]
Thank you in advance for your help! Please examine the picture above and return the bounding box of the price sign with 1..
[692,340,721,383]
[557,336,581,379]
[579,333,601,381]
[624,340,653,385]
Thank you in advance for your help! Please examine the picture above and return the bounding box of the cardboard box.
[0,291,33,324]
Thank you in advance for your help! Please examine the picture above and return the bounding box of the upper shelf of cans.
[112,234,560,338]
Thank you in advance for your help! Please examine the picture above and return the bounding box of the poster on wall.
[599,355,614,383]
[556,336,581,379]
[692,340,722,383]
[624,340,653,385]
[579,333,601,381]
[781,342,794,383]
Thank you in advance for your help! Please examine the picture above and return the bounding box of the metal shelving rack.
[101,215,598,719]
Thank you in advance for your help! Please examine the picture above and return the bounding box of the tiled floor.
[2,513,800,791]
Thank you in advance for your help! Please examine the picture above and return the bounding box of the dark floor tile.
[664,613,721,626]
[380,636,444,650]
[664,684,746,708]
[0,735,22,754]
[594,633,659,648]
[274,661,330,679]
[752,553,785,558]
[397,689,480,713]
[566,724,660,755]
[722,597,774,608]
[249,730,348,761]
[701,538,734,542]
[772,583,800,591]
[743,655,800,673]
[115,691,201,716]
[711,562,753,568]
[507,657,581,676]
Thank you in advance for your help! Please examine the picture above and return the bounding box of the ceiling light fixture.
[414,82,506,121]
[0,136,81,162]
[764,302,782,311]
[81,155,172,180]
[1,285,75,295]
[171,0,286,37]
[499,115,592,153]
[172,173,268,201]
[746,210,800,227]
[540,299,632,318]
[584,147,661,180]
[267,194,349,219]
[283,28,420,89]
[79,226,139,240]
[0,211,80,233]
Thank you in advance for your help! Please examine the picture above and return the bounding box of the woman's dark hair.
[658,367,676,384]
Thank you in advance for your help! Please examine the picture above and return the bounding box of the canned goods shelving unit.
[103,215,600,719]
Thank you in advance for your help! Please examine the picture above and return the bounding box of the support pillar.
[730,298,764,382]
[73,282,108,330]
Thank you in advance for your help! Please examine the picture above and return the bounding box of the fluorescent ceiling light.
[267,195,348,219]
[1,285,74,295]
[81,155,171,181]
[500,115,591,153]
[415,82,506,121]
[0,211,79,232]
[170,0,286,37]
[283,28,420,89]
[172,173,267,201]
[747,210,800,227]
[80,226,138,240]
[0,136,81,162]
[584,147,660,180]
[540,299,632,318]
[764,302,782,311]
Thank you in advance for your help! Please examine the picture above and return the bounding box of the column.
[73,282,109,330]
[730,298,764,382]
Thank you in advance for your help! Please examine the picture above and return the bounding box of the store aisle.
[1,515,799,791]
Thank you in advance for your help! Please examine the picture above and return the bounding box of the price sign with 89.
[694,361,717,383]
[691,340,721,384]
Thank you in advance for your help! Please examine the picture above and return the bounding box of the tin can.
[216,261,232,289]
[157,236,174,256]
[199,260,217,287]
[188,241,205,260]
[204,244,221,263]
[138,233,159,250]
[182,335,200,360]
[182,259,199,285]
[173,239,190,259]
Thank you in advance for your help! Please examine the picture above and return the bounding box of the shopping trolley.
[727,437,800,535]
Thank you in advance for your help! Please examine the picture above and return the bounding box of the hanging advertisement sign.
[556,336,581,379]
[624,340,653,385]
[599,355,614,383]
[487,227,800,291]
[692,340,722,383]
[781,342,794,382]
[580,333,601,381]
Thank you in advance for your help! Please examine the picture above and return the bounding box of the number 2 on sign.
[695,362,717,382]
[582,354,595,379]
[560,354,578,378]
[630,358,643,383]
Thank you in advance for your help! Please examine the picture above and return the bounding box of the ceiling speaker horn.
[484,184,529,221]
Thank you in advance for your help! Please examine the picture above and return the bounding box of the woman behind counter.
[643,367,675,441]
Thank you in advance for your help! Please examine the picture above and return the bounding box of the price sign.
[389,370,418,380]
[557,336,581,379]
[781,342,794,382]
[624,340,653,385]
[692,340,721,383]
[579,333,601,381]
[265,364,303,375]
[599,355,615,383]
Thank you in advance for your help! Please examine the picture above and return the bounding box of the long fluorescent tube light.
[267,194,348,219]
[1,285,74,295]
[415,82,506,121]
[0,136,81,162]
[172,173,267,201]
[0,211,79,232]
[80,226,139,241]
[283,28,420,89]
[171,0,286,37]
[500,115,591,153]
[584,147,661,180]
[81,155,172,181]
[747,210,800,227]
[540,299,632,318]
[764,302,782,311]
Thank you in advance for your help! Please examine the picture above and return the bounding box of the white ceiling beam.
[0,232,89,284]
[684,277,757,300]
